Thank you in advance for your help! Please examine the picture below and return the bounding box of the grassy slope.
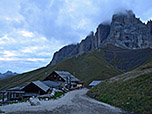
[87,58,152,114]
[0,48,121,90]
[104,45,152,72]
[53,49,121,86]
[0,66,54,90]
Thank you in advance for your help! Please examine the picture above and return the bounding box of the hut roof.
[54,71,80,82]
[8,84,27,91]
[42,80,61,88]
[32,81,50,92]
[89,81,103,87]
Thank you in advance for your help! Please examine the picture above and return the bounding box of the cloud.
[3,51,17,57]
[18,0,152,42]
[0,0,152,73]
[0,28,63,73]
[0,57,19,61]
[18,30,34,37]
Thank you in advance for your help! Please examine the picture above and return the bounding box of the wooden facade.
[22,81,50,97]
[44,71,84,89]
[0,91,24,103]
[44,71,65,82]
[6,91,24,101]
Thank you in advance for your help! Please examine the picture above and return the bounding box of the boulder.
[29,97,40,106]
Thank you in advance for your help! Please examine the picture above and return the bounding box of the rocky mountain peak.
[5,70,13,74]
[48,10,152,66]
[147,20,152,35]
[103,10,152,49]
[112,10,136,25]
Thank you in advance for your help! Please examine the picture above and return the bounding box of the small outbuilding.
[89,81,103,88]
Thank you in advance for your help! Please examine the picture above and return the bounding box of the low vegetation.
[0,105,5,113]
[87,59,152,114]
[52,92,65,99]
[52,48,121,87]
[104,45,152,72]
[0,110,4,113]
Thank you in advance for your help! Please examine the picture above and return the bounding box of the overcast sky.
[0,0,152,73]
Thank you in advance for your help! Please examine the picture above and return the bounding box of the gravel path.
[1,88,133,114]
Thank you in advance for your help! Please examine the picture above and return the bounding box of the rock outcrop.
[49,32,97,65]
[48,10,152,66]
[147,20,152,35]
[103,10,152,49]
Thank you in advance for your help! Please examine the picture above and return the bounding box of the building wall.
[22,83,46,95]
[44,72,65,82]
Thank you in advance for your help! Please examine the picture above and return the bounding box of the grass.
[52,49,121,87]
[52,92,65,99]
[0,47,121,90]
[103,45,152,72]
[87,59,152,114]
[0,110,4,113]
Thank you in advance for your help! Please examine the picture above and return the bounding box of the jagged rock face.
[103,10,152,49]
[49,32,96,66]
[95,24,110,48]
[50,44,79,65]
[48,26,110,66]
[48,10,152,66]
[147,20,152,35]
[79,32,96,54]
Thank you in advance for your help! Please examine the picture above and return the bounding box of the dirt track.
[1,89,134,114]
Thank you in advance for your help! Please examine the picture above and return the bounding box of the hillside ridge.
[87,58,152,114]
[1,45,152,90]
